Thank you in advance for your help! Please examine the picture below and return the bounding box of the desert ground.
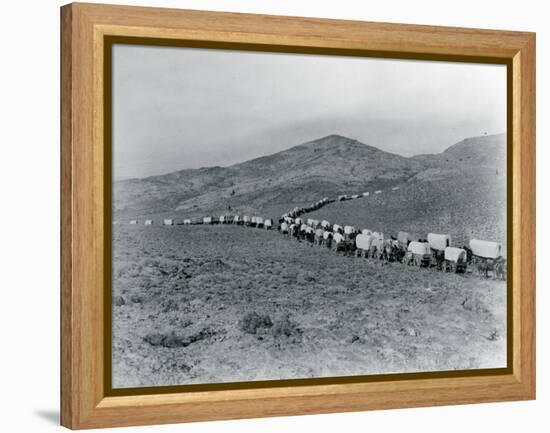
[112,224,506,388]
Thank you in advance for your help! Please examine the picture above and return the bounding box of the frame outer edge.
[61,3,537,429]
[60,3,74,429]
[520,33,536,398]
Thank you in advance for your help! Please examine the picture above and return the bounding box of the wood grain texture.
[60,2,536,429]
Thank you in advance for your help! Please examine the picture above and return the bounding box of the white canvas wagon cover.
[427,233,451,251]
[264,219,273,227]
[280,222,289,232]
[333,233,345,243]
[295,218,303,225]
[321,220,330,228]
[243,216,250,222]
[355,234,374,250]
[469,239,502,259]
[183,219,191,225]
[362,192,370,196]
[129,220,138,225]
[144,220,153,225]
[323,231,333,240]
[163,219,173,225]
[256,217,264,225]
[408,241,431,255]
[203,217,212,224]
[445,247,467,262]
[372,231,384,240]
[398,231,410,245]
[371,237,385,250]
[333,224,343,233]
[233,215,241,222]
[344,225,356,235]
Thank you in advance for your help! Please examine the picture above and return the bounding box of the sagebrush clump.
[240,312,273,335]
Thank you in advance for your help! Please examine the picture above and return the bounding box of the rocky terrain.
[112,225,506,387]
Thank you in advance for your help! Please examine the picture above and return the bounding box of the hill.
[114,134,423,219]
[306,133,507,247]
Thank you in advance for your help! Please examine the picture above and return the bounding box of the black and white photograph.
[111,43,507,389]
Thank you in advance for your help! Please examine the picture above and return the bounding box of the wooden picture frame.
[60,2,535,429]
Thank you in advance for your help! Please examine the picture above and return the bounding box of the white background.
[0,0,546,431]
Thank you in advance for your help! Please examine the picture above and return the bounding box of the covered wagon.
[144,219,153,225]
[295,217,303,225]
[333,232,345,245]
[280,222,289,234]
[129,220,138,225]
[351,194,360,199]
[397,231,410,247]
[321,220,331,229]
[338,195,348,201]
[444,247,467,273]
[243,215,251,226]
[371,231,384,240]
[264,219,273,229]
[407,241,432,267]
[233,215,242,224]
[163,219,174,226]
[469,239,504,278]
[362,192,370,197]
[355,233,374,257]
[427,233,451,251]
[333,224,343,233]
[469,239,502,259]
[203,216,212,224]
[374,190,382,194]
[183,218,192,225]
[255,217,264,228]
[344,225,356,235]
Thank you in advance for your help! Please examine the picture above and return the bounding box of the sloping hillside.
[114,135,422,219]
[307,133,507,247]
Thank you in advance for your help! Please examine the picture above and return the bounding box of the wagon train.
[122,186,505,279]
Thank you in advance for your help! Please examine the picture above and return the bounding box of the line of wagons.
[278,216,506,280]
[126,216,274,229]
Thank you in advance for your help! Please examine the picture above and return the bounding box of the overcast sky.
[113,44,506,180]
